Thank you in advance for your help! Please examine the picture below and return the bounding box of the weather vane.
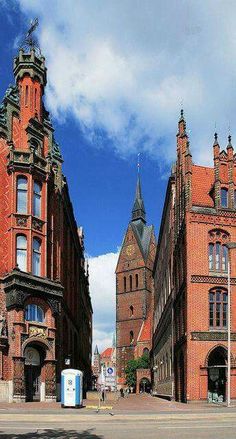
[21,18,41,53]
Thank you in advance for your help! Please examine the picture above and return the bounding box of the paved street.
[0,395,235,438]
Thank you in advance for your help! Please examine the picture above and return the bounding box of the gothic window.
[129,305,134,317]
[209,289,228,328]
[208,230,229,273]
[221,188,228,208]
[129,275,132,291]
[16,235,27,271]
[143,347,149,357]
[135,273,138,289]
[25,304,44,323]
[130,330,134,345]
[32,237,41,276]
[33,181,42,217]
[17,176,28,213]
[124,276,126,292]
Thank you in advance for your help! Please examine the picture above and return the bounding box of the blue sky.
[1,0,236,352]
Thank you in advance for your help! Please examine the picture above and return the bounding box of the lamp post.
[226,242,236,407]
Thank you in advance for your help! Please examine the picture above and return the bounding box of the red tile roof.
[137,314,152,342]
[100,347,113,359]
[192,165,214,207]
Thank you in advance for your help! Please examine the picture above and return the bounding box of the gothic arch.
[204,344,235,368]
[21,337,54,361]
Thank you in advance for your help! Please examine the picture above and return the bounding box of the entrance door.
[208,347,227,403]
[24,346,42,402]
[25,366,41,402]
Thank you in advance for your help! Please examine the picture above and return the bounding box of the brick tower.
[116,175,156,389]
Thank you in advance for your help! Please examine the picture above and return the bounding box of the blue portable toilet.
[61,369,83,408]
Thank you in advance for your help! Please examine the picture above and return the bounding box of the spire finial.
[213,132,218,146]
[137,153,140,175]
[20,18,41,54]
[131,172,146,223]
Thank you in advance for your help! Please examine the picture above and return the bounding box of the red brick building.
[0,46,92,402]
[153,110,236,403]
[116,176,156,390]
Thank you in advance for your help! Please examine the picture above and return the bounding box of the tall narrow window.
[17,177,27,213]
[221,188,228,208]
[33,181,42,217]
[32,238,41,276]
[209,243,214,270]
[129,275,132,291]
[135,273,138,289]
[16,235,27,271]
[222,245,228,272]
[124,276,126,292]
[130,330,134,345]
[25,85,29,106]
[209,290,228,328]
[34,88,37,109]
[215,242,220,270]
[129,305,134,317]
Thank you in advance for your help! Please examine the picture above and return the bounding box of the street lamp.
[226,242,236,407]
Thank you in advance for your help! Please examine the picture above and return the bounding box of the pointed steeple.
[132,175,146,223]
[94,345,99,355]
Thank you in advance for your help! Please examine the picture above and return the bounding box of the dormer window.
[221,188,228,208]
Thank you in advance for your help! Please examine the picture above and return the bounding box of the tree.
[125,354,150,388]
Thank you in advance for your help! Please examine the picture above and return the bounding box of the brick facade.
[153,110,236,403]
[116,176,155,389]
[0,47,92,402]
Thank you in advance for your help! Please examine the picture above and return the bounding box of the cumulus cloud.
[88,251,118,354]
[17,1,236,164]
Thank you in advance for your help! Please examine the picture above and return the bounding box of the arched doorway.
[208,346,227,403]
[24,345,45,402]
[139,378,151,393]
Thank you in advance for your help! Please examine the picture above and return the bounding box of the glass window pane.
[25,304,44,322]
[222,246,228,272]
[17,177,27,213]
[221,188,228,208]
[216,243,220,270]
[16,235,27,271]
[223,293,228,302]
[223,303,227,327]
[33,182,41,217]
[209,292,214,302]
[216,303,221,326]
[209,244,214,270]
[33,239,41,252]
[216,291,221,301]
[209,303,214,326]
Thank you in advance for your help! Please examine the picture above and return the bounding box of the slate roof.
[130,219,153,262]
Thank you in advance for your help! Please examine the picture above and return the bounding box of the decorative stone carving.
[47,298,59,315]
[45,362,56,399]
[29,325,47,339]
[191,331,236,341]
[0,315,7,337]
[6,290,29,309]
[191,275,236,285]
[32,217,44,231]
[13,357,25,398]
[16,216,27,227]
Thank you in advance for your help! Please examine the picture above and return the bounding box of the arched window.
[129,305,134,317]
[16,235,27,271]
[143,347,149,357]
[221,188,228,208]
[129,275,132,291]
[135,273,138,289]
[33,181,42,217]
[208,243,214,270]
[32,238,41,276]
[124,276,126,292]
[25,304,44,322]
[209,289,228,328]
[130,330,134,345]
[17,176,27,213]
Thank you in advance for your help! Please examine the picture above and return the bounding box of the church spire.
[131,174,146,223]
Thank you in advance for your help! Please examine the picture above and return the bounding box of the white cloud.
[18,1,236,164]
[88,251,118,354]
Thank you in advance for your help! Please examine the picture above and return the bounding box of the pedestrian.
[120,388,124,398]
[102,389,105,402]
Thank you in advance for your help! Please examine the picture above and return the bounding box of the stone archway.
[24,344,45,402]
[139,377,151,393]
[207,346,227,403]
